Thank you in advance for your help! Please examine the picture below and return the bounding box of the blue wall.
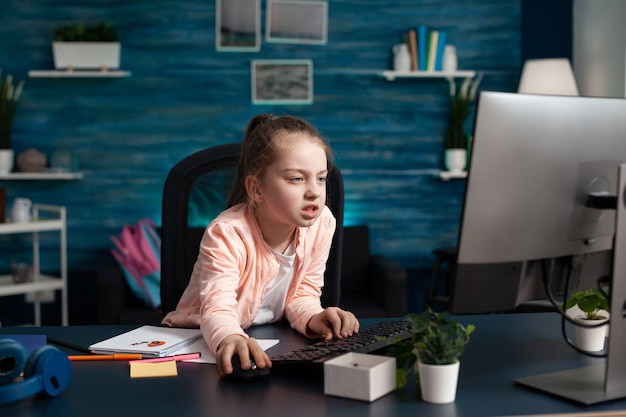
[1,0,520,273]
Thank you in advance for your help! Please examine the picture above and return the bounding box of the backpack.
[110,218,161,309]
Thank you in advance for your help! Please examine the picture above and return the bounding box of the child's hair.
[227,114,333,208]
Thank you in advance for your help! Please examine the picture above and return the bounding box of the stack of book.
[404,25,447,72]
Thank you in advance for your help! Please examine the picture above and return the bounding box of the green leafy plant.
[0,71,25,150]
[52,22,119,42]
[444,74,482,149]
[386,308,475,388]
[563,288,609,320]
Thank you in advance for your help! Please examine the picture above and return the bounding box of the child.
[162,114,359,377]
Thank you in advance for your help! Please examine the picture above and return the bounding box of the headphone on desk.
[0,337,72,405]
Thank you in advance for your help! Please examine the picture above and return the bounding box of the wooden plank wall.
[0,0,520,273]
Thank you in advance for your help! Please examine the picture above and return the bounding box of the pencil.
[129,352,201,363]
[69,354,144,361]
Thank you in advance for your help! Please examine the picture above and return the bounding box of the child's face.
[252,134,328,230]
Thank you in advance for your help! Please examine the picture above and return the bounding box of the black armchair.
[339,225,407,318]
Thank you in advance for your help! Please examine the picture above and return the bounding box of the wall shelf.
[0,172,84,180]
[28,70,131,78]
[378,70,476,81]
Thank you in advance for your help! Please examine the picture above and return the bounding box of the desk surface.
[1,313,625,417]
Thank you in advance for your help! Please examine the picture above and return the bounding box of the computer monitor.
[450,91,626,404]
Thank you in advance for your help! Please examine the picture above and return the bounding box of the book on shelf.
[407,28,418,71]
[417,24,428,72]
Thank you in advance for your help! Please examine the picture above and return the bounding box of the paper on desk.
[174,338,280,364]
[130,361,178,378]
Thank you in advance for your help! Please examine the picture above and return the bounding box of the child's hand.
[216,335,271,377]
[307,307,359,340]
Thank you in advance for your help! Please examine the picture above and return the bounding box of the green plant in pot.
[0,71,24,151]
[443,75,482,173]
[563,288,609,352]
[386,308,474,403]
[51,23,121,71]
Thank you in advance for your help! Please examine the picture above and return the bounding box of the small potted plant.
[51,22,121,71]
[563,288,609,352]
[386,308,475,404]
[443,74,482,173]
[0,71,25,174]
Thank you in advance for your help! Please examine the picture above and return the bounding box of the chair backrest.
[160,143,344,316]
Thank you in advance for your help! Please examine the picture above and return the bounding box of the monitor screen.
[451,91,625,314]
[449,91,626,404]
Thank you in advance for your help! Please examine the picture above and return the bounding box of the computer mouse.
[227,355,270,381]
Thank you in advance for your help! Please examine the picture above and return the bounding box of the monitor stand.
[514,163,626,405]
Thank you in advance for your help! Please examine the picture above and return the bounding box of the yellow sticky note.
[130,360,178,378]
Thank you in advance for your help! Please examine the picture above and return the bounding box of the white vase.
[444,149,467,173]
[0,149,14,174]
[574,316,608,352]
[417,360,460,404]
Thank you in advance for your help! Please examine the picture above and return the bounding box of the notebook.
[89,326,205,358]
[88,325,279,364]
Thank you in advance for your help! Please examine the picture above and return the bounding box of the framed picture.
[266,0,328,45]
[251,60,313,105]
[216,0,260,52]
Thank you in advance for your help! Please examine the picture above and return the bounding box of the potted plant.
[563,288,609,352]
[0,71,24,174]
[386,308,475,404]
[443,74,482,173]
[51,22,121,71]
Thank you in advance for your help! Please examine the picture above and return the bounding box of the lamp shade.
[518,58,579,96]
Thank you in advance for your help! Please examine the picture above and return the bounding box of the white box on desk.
[324,352,396,402]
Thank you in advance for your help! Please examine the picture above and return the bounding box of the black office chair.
[160,143,344,317]
[339,225,407,317]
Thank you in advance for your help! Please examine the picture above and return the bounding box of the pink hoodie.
[162,203,335,354]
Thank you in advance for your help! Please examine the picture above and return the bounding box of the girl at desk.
[162,114,359,377]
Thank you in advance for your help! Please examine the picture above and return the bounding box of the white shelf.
[28,70,131,78]
[0,218,64,233]
[0,274,65,297]
[0,172,83,180]
[438,171,468,180]
[379,70,476,81]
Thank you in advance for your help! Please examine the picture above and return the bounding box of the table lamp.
[518,58,579,96]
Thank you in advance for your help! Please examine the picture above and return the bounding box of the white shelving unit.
[0,205,67,326]
[28,70,131,78]
[378,70,476,81]
[0,172,83,180]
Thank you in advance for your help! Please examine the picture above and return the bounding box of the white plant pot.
[417,360,460,404]
[0,149,14,174]
[574,316,608,352]
[52,42,121,70]
[444,149,467,173]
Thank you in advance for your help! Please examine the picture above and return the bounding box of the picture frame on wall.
[251,60,313,105]
[266,0,328,45]
[216,0,260,52]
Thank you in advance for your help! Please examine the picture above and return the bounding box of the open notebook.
[89,325,278,363]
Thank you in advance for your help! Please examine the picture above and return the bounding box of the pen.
[129,352,201,363]
[69,354,144,361]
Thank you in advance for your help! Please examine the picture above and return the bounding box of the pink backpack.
[110,218,161,309]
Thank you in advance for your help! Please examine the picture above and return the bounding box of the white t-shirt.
[252,240,296,325]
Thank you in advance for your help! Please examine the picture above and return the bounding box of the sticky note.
[130,360,178,378]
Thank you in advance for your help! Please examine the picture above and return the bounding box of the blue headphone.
[0,337,72,405]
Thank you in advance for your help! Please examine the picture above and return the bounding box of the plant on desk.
[563,288,609,352]
[386,308,475,404]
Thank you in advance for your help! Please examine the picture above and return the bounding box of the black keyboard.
[270,318,413,373]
